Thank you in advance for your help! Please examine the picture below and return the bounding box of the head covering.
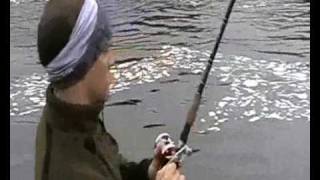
[45,0,112,84]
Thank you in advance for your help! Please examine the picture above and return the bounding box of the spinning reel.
[154,133,199,164]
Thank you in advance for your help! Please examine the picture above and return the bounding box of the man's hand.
[148,133,186,180]
[148,149,169,180]
[155,163,185,180]
[148,133,174,179]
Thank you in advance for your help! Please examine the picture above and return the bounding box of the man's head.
[37,0,115,104]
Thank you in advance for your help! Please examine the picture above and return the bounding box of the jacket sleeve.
[119,154,153,180]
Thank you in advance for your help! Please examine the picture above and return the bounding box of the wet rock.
[159,78,180,84]
[178,71,201,76]
[143,123,166,128]
[105,99,142,106]
[150,89,160,93]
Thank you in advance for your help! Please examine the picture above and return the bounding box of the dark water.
[10,0,311,65]
[10,0,309,179]
[10,0,310,122]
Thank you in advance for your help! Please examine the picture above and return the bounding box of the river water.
[10,0,310,122]
[10,0,309,178]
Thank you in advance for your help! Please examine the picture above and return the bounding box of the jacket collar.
[44,84,104,133]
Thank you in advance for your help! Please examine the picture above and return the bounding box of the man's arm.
[119,154,153,180]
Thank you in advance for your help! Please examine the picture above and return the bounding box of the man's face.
[86,50,116,104]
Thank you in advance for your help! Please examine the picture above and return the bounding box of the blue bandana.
[46,0,112,84]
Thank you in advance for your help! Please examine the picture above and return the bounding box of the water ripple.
[11,0,309,126]
[11,45,309,130]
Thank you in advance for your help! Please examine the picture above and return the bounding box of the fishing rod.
[175,0,238,159]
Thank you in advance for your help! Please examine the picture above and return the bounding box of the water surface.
[10,1,310,178]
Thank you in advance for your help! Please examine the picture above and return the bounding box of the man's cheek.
[107,71,116,87]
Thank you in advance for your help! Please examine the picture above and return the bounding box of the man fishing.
[35,0,185,179]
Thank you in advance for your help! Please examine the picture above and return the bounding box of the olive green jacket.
[35,85,151,180]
